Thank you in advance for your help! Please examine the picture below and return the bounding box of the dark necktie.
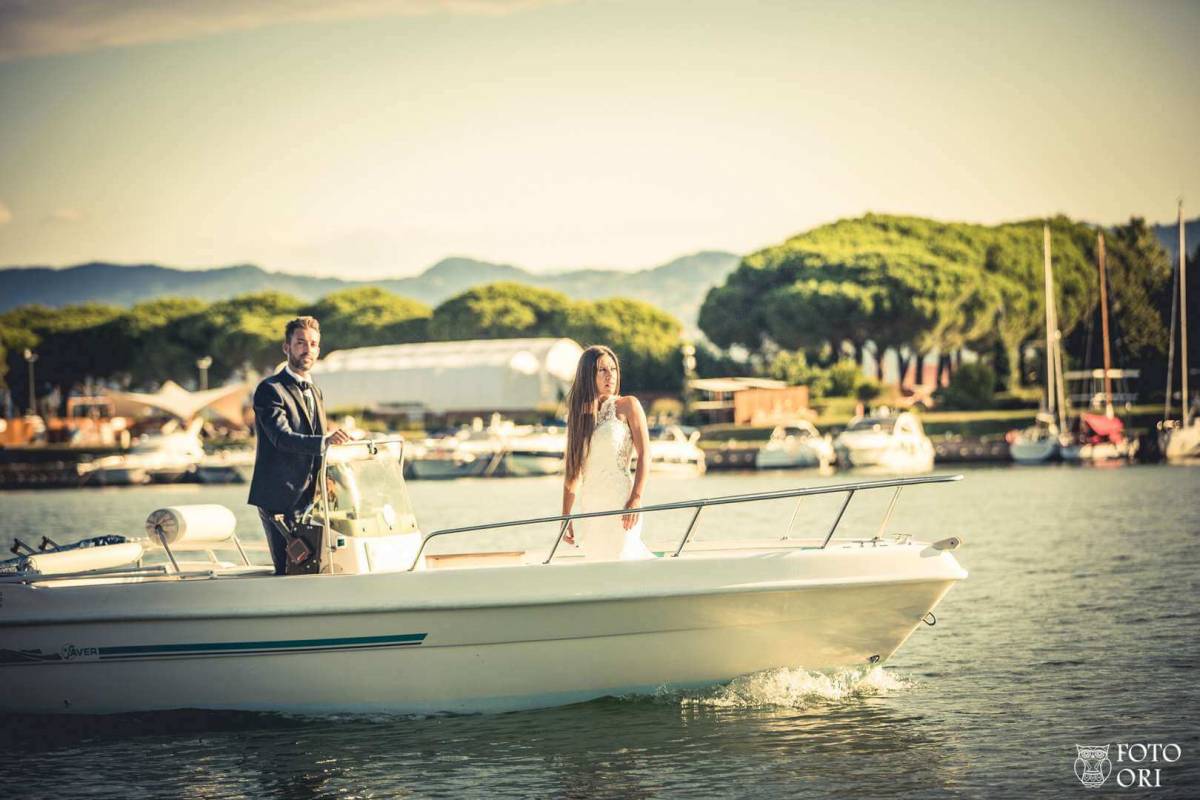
[299,382,316,420]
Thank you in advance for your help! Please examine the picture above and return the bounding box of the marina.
[1,2,1197,794]
[0,410,1184,489]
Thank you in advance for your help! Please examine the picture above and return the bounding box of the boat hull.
[836,445,934,472]
[756,448,823,469]
[193,464,252,484]
[503,452,564,477]
[1009,437,1058,464]
[408,457,492,480]
[1162,424,1200,463]
[648,457,706,475]
[83,466,150,486]
[1061,439,1137,463]
[0,544,964,715]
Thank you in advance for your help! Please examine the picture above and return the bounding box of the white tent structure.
[108,381,251,427]
[312,338,584,415]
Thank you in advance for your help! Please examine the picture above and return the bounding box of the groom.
[248,315,350,574]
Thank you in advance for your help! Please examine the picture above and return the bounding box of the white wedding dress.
[572,396,655,561]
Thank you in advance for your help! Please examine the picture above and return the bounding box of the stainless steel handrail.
[408,473,962,570]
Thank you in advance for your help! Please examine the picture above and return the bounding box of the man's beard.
[288,354,313,373]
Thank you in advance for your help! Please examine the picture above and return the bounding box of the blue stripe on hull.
[0,633,427,666]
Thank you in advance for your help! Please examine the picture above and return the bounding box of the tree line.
[0,283,685,412]
[698,213,1197,395]
[3,212,1196,416]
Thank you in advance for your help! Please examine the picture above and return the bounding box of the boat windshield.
[320,441,419,537]
[846,417,897,434]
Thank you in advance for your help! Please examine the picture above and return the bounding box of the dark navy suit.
[248,368,327,574]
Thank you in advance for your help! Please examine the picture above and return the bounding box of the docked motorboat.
[504,425,566,477]
[0,438,967,716]
[411,420,566,479]
[194,447,256,484]
[408,420,508,479]
[643,425,706,474]
[833,412,935,472]
[79,429,205,486]
[755,422,834,469]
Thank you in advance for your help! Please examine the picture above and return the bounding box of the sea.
[1,464,1198,799]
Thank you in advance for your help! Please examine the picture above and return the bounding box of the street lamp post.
[23,349,38,415]
[196,356,213,391]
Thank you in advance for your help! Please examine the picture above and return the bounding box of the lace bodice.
[583,396,634,485]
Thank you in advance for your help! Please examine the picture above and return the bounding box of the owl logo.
[1074,745,1112,788]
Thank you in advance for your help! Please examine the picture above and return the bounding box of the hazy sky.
[0,0,1197,277]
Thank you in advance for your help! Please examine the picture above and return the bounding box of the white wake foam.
[665,666,911,710]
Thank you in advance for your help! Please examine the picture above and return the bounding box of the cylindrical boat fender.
[145,505,237,545]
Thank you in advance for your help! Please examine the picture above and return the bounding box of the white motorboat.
[194,447,256,484]
[833,412,935,473]
[504,425,567,477]
[643,425,706,474]
[755,422,834,469]
[80,429,205,486]
[409,420,509,479]
[0,438,966,716]
[412,420,567,479]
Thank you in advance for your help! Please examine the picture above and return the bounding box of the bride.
[561,345,655,560]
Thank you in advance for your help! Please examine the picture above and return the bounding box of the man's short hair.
[285,316,320,342]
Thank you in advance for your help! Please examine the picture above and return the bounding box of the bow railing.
[408,473,963,570]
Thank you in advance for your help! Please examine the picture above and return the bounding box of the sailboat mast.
[1098,232,1115,418]
[1047,243,1068,433]
[1164,241,1178,423]
[1043,224,1056,418]
[1181,201,1190,427]
[1053,326,1068,432]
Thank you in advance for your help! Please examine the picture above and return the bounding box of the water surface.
[2,465,1198,798]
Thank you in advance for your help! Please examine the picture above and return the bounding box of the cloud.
[43,207,84,224]
[0,0,563,62]
[0,201,10,224]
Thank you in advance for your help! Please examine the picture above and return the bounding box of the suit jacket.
[248,368,328,513]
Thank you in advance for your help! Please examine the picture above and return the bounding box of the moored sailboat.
[1010,224,1071,464]
[1158,200,1200,462]
[1061,233,1138,463]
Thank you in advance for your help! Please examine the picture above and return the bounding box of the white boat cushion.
[26,542,145,576]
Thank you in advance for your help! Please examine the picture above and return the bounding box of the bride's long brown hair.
[565,345,620,485]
